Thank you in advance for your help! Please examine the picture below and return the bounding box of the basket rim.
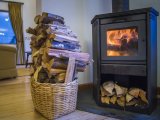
[31,77,78,87]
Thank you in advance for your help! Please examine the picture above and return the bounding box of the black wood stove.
[91,7,159,114]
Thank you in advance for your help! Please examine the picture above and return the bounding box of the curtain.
[8,2,25,64]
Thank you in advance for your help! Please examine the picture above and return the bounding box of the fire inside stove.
[106,27,138,56]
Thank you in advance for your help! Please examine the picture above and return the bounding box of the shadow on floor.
[77,88,160,120]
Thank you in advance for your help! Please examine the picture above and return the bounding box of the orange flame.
[106,28,138,56]
[107,28,138,46]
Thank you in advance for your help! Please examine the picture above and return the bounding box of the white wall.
[40,0,112,84]
[129,0,160,86]
[0,0,37,52]
[0,2,8,10]
[36,0,42,15]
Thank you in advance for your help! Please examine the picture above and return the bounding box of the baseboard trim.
[78,83,93,90]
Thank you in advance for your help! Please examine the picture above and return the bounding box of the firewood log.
[40,12,64,24]
[45,39,52,48]
[34,23,49,33]
[105,97,110,104]
[51,58,86,72]
[26,27,36,35]
[55,73,66,83]
[34,15,41,24]
[30,65,35,76]
[110,95,117,104]
[50,69,66,75]
[42,12,64,21]
[54,34,78,43]
[39,15,53,24]
[115,84,127,97]
[30,35,36,42]
[36,29,48,36]
[139,89,148,104]
[33,66,42,81]
[126,93,134,103]
[46,25,77,39]
[42,52,52,63]
[101,97,105,103]
[39,47,52,63]
[30,35,46,48]
[28,12,91,84]
[36,33,47,42]
[42,59,54,72]
[100,87,110,97]
[117,96,125,107]
[32,50,39,57]
[32,57,38,65]
[126,98,138,106]
[128,88,140,98]
[35,34,47,47]
[38,69,49,83]
[48,34,55,40]
[102,81,115,96]
[48,49,90,63]
[51,40,81,52]
[135,98,148,107]
[36,54,43,66]
[65,57,76,83]
[30,36,38,48]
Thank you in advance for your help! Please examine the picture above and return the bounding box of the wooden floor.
[0,74,117,120]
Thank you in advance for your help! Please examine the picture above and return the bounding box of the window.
[106,27,138,56]
[0,11,16,44]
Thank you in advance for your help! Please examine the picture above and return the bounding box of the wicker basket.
[30,78,78,120]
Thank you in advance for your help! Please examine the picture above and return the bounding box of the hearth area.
[91,8,159,114]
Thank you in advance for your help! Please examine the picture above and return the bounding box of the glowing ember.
[106,28,138,56]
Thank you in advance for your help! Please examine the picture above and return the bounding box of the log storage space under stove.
[91,8,159,114]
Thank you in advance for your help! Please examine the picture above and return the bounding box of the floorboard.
[0,73,116,120]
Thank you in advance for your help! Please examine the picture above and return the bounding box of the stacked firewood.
[26,12,90,83]
[101,81,148,107]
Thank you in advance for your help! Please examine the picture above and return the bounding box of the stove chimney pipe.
[112,0,129,13]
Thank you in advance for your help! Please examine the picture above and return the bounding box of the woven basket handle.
[64,57,76,83]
